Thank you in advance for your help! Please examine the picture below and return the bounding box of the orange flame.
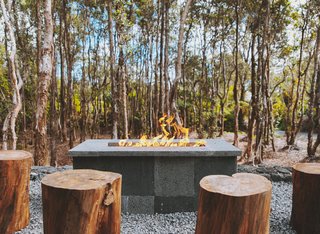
[118,114,206,147]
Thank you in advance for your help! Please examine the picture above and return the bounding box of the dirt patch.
[221,132,310,167]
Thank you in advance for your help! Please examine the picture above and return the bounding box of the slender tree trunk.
[308,20,320,156]
[169,0,193,125]
[159,0,165,116]
[233,0,240,146]
[62,0,74,148]
[164,1,170,115]
[153,0,160,134]
[107,1,118,139]
[288,9,309,146]
[122,63,129,139]
[35,0,53,166]
[80,25,87,143]
[59,12,67,142]
[243,29,257,160]
[50,44,58,167]
[1,0,23,150]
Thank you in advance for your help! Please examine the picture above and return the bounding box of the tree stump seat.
[196,173,272,234]
[0,150,32,234]
[41,169,122,234]
[291,163,320,234]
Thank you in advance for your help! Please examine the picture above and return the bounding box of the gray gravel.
[17,167,296,234]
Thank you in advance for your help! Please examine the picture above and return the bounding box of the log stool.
[41,169,122,234]
[0,150,32,234]
[290,163,320,234]
[196,173,272,234]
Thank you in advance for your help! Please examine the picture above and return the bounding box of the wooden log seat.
[196,173,272,234]
[290,163,320,234]
[0,150,32,234]
[41,169,122,234]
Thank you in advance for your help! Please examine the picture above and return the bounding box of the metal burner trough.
[69,139,241,214]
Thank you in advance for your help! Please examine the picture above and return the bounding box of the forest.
[1,0,320,166]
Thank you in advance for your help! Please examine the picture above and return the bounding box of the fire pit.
[69,138,241,214]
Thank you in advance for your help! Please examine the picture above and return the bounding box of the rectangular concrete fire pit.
[69,139,241,214]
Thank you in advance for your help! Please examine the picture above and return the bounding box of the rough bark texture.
[107,0,118,139]
[196,173,272,234]
[307,22,320,157]
[41,169,122,234]
[169,0,193,125]
[35,0,53,166]
[0,150,32,234]
[290,163,320,234]
[1,0,23,150]
[233,0,240,147]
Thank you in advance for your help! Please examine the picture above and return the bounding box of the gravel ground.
[17,168,296,234]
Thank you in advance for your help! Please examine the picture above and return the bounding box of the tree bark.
[1,0,23,150]
[196,173,272,234]
[233,0,240,147]
[291,163,320,234]
[59,11,67,142]
[35,0,54,166]
[164,1,170,115]
[49,41,58,167]
[159,0,165,115]
[243,21,258,161]
[307,21,320,156]
[80,9,88,143]
[0,150,32,233]
[169,0,193,125]
[288,7,310,146]
[62,0,74,148]
[42,169,122,234]
[107,0,118,139]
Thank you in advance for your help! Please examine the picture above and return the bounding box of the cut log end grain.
[291,163,320,234]
[42,169,122,234]
[196,173,272,234]
[0,150,32,160]
[0,150,32,234]
[292,163,320,174]
[200,173,272,197]
[41,169,121,190]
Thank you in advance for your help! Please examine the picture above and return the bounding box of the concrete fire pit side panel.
[122,196,154,214]
[154,196,196,213]
[70,139,242,214]
[154,157,194,197]
[73,156,155,196]
[194,156,237,195]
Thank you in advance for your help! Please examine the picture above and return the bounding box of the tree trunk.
[164,1,170,115]
[107,0,118,139]
[169,0,193,125]
[288,8,309,146]
[291,163,320,234]
[0,150,32,233]
[1,0,23,150]
[59,11,67,142]
[42,169,122,234]
[49,41,58,167]
[153,0,160,134]
[307,21,320,156]
[242,30,256,160]
[80,13,87,143]
[35,0,53,166]
[63,0,74,148]
[159,0,165,115]
[233,0,240,147]
[196,173,272,234]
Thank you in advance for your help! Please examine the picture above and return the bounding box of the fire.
[118,114,206,147]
